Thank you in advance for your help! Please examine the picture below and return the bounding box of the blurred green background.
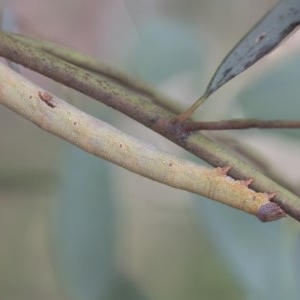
[1,0,300,299]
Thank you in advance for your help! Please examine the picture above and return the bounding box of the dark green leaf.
[205,0,300,98]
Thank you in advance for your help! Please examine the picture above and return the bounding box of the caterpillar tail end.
[257,193,286,222]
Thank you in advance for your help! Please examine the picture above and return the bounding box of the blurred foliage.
[233,53,300,139]
[126,20,204,84]
[195,196,300,300]
[52,144,116,300]
[1,1,300,300]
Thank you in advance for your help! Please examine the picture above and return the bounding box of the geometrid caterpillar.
[0,62,285,222]
[105,137,285,222]
[190,166,285,222]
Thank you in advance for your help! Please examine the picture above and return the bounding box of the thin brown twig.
[182,119,300,131]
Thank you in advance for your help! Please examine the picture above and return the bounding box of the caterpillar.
[0,61,285,222]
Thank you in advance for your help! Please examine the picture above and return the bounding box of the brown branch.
[0,31,300,222]
[182,119,300,131]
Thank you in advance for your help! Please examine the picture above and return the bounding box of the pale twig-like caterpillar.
[0,62,285,222]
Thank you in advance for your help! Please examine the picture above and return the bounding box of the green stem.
[173,95,207,122]
[12,33,183,114]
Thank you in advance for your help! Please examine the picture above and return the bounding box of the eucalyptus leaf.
[205,0,300,98]
[52,146,116,300]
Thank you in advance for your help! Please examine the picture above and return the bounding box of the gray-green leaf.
[205,0,300,98]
